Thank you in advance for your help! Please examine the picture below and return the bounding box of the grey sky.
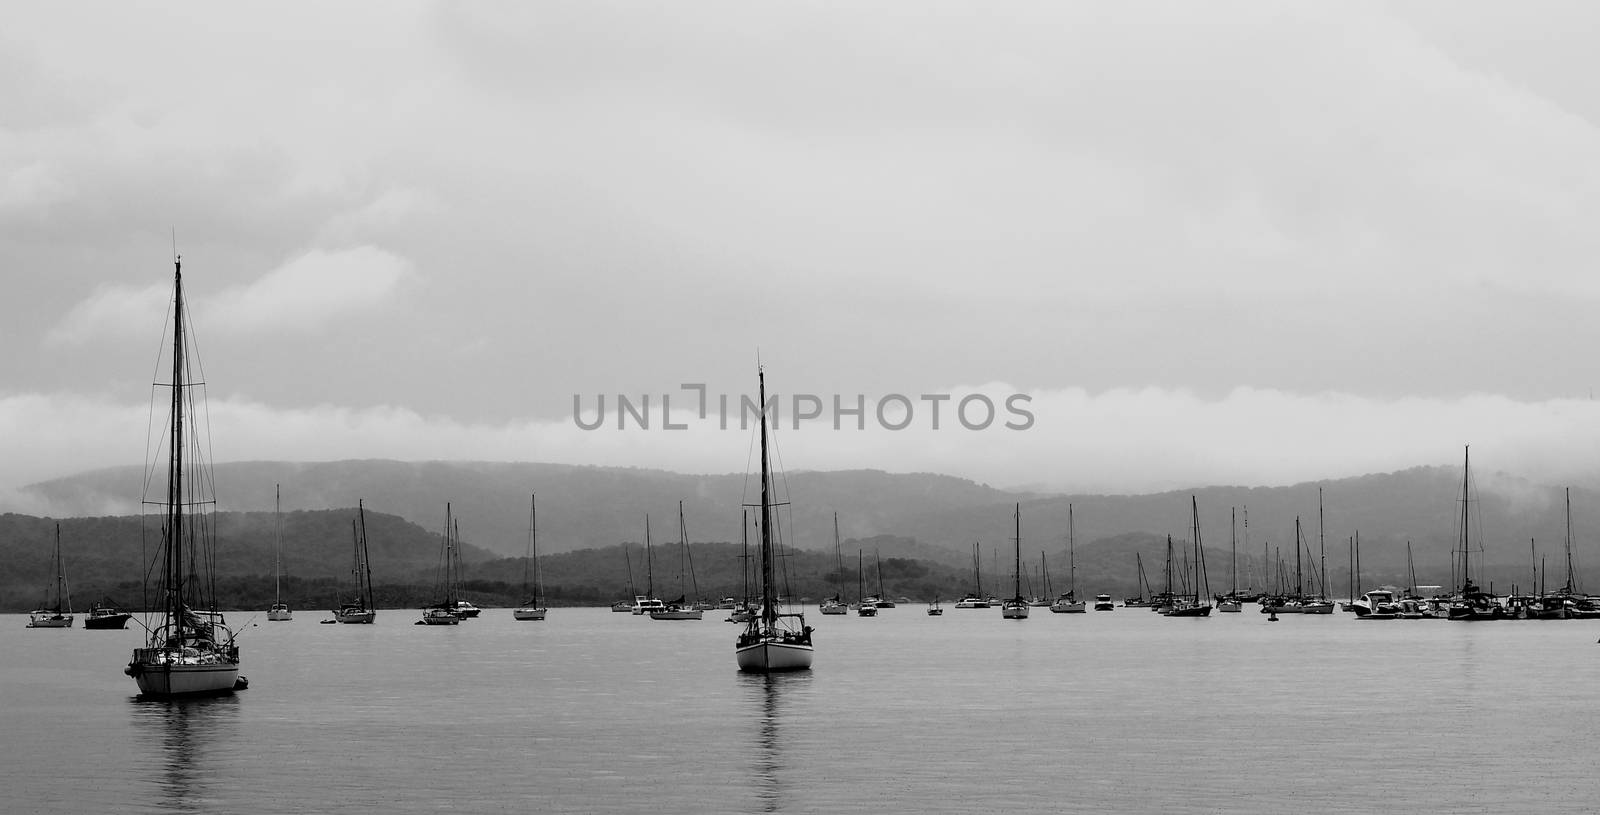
[5,1,1600,502]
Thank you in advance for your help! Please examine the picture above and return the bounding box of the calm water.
[3,606,1598,814]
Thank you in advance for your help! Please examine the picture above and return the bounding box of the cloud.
[46,246,413,345]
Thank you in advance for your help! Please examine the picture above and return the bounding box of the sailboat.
[513,494,548,621]
[1123,552,1153,608]
[1447,446,1505,621]
[124,255,243,696]
[1299,489,1335,614]
[267,484,292,621]
[420,505,463,625]
[1164,496,1212,617]
[872,550,895,608]
[613,545,639,612]
[1216,507,1242,612]
[735,365,814,672]
[333,500,377,623]
[1001,504,1030,619]
[728,510,756,623]
[855,549,878,616]
[27,524,74,628]
[631,516,667,615]
[1050,504,1085,613]
[651,501,704,620]
[955,543,990,608]
[819,513,849,615]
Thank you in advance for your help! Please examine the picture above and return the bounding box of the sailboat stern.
[736,637,814,672]
[126,643,242,697]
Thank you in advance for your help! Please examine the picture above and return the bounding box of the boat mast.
[531,489,544,605]
[166,257,187,624]
[1067,503,1076,599]
[358,499,372,609]
[1190,496,1201,603]
[679,501,699,605]
[1294,517,1303,601]
[1459,446,1472,592]
[1318,488,1327,601]
[857,549,864,603]
[1164,535,1174,598]
[833,512,844,602]
[876,549,886,602]
[54,524,66,613]
[274,484,282,605]
[966,541,979,598]
[645,515,654,599]
[1013,503,1022,602]
[1565,488,1576,594]
[740,510,750,607]
[758,366,776,627]
[1230,507,1237,597]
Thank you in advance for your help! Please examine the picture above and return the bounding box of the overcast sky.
[6,1,1600,506]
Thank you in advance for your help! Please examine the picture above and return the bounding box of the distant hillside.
[0,508,497,613]
[16,458,1600,597]
[18,461,1020,557]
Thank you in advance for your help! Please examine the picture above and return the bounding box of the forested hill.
[15,459,1600,597]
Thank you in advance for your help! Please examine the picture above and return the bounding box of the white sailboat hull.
[267,606,292,621]
[334,609,375,624]
[126,654,240,697]
[1001,604,1030,619]
[513,607,547,621]
[736,638,814,672]
[27,614,73,628]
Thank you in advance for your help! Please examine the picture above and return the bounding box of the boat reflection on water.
[740,671,813,813]
[129,694,240,813]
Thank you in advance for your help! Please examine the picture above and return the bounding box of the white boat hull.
[129,662,240,697]
[1001,604,1030,619]
[334,609,375,624]
[27,614,74,628]
[267,608,292,621]
[1049,602,1085,613]
[736,639,814,672]
[513,607,548,621]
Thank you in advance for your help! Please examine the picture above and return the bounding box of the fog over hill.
[17,458,1600,595]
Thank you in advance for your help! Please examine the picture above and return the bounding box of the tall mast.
[876,549,885,600]
[274,484,282,603]
[534,493,547,602]
[1068,503,1076,597]
[758,367,776,626]
[1459,446,1472,591]
[54,524,65,613]
[1230,507,1237,596]
[975,542,982,597]
[167,257,187,619]
[645,515,653,599]
[1291,518,1303,600]
[1191,496,1201,602]
[1013,503,1022,601]
[1565,487,1576,594]
[1318,488,1327,600]
[833,512,844,601]
[358,499,372,609]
